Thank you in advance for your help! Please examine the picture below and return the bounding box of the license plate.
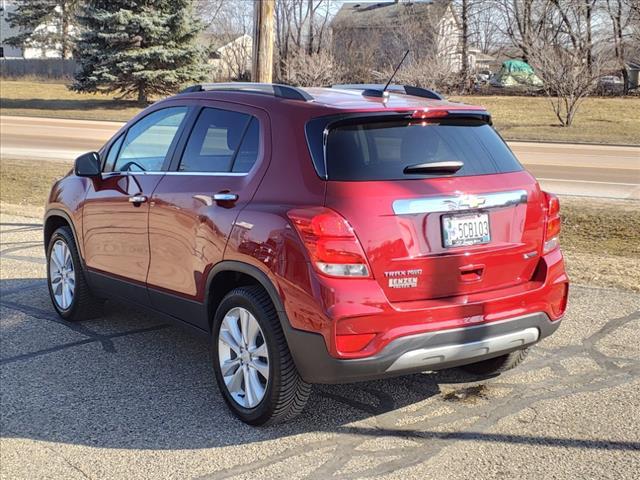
[442,213,491,247]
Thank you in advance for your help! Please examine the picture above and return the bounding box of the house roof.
[331,0,453,30]
[200,32,246,51]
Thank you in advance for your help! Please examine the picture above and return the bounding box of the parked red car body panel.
[44,84,568,424]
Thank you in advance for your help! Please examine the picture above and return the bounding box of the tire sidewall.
[211,289,282,425]
[46,228,79,320]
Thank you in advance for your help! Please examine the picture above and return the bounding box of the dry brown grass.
[0,80,143,121]
[0,157,71,215]
[559,197,640,292]
[450,95,640,145]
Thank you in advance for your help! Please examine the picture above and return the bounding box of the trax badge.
[385,269,422,288]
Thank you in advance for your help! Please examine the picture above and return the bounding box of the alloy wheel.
[217,307,270,408]
[49,239,76,310]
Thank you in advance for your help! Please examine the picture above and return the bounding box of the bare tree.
[497,0,554,62]
[528,45,604,126]
[606,0,633,94]
[282,50,344,86]
[468,1,507,55]
[523,1,613,126]
[200,0,253,81]
[275,0,333,80]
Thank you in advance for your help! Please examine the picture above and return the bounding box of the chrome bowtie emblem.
[458,195,486,209]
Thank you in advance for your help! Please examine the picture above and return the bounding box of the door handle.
[128,195,148,205]
[212,193,238,202]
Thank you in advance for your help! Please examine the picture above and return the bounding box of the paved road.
[1,214,639,479]
[1,115,639,199]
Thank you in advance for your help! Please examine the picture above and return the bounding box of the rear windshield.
[324,119,522,181]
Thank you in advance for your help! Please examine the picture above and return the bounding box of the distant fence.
[0,59,77,79]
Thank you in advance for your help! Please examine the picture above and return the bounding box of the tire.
[211,286,311,426]
[46,226,103,321]
[460,347,530,376]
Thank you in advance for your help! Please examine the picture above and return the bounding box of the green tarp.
[490,60,543,88]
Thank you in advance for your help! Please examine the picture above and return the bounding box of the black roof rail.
[179,82,313,101]
[331,84,444,100]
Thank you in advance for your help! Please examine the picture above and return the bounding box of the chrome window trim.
[392,189,528,215]
[100,171,248,179]
[166,171,248,177]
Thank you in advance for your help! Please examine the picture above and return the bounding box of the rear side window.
[179,107,259,173]
[325,119,522,181]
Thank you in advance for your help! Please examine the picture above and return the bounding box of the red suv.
[44,83,568,425]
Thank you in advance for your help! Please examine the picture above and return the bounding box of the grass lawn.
[1,80,639,143]
[0,79,143,122]
[449,95,640,145]
[1,157,638,291]
[0,157,71,213]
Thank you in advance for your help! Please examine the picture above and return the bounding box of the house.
[0,0,71,58]
[331,0,463,73]
[201,33,253,81]
[1,1,22,58]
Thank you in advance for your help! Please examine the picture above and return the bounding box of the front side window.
[113,107,188,172]
[103,134,124,172]
[179,107,259,173]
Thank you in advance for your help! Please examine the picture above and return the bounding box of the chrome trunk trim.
[392,189,528,215]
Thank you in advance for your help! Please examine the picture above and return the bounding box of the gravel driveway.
[1,214,638,479]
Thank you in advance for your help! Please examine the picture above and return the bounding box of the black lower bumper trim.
[283,312,561,384]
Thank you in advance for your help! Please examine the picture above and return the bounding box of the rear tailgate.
[319,114,545,302]
[326,172,545,302]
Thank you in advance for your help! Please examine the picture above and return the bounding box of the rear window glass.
[325,119,522,181]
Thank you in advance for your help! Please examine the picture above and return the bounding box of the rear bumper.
[284,311,560,384]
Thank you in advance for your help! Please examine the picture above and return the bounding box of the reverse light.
[543,191,561,254]
[287,207,371,278]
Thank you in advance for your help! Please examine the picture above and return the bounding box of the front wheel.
[46,226,103,321]
[211,286,311,426]
[460,347,530,376]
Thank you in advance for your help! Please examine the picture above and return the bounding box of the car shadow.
[1,278,637,454]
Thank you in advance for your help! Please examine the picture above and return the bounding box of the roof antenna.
[363,49,410,99]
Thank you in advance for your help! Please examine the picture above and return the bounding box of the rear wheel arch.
[206,261,287,332]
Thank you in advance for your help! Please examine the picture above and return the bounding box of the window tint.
[113,107,187,172]
[103,135,124,172]
[325,119,522,181]
[232,117,259,173]
[179,108,257,173]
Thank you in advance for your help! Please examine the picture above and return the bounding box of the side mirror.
[74,152,101,177]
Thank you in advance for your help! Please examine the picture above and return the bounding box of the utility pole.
[252,0,275,83]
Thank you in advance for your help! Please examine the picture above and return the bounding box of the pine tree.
[6,0,79,58]
[72,0,210,104]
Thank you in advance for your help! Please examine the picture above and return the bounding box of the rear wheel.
[460,348,530,376]
[211,286,311,425]
[46,226,103,321]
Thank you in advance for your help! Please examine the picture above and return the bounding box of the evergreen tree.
[72,0,210,104]
[6,0,79,58]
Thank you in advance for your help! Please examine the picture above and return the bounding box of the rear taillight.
[543,191,561,254]
[287,207,371,278]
